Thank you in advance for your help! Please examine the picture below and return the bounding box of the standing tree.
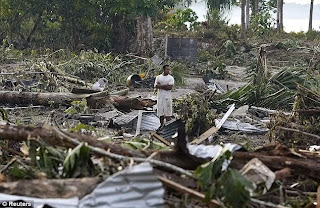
[277,0,283,33]
[309,0,314,32]
[253,0,259,15]
[245,0,250,29]
[241,0,246,37]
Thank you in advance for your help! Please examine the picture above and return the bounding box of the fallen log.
[0,177,101,198]
[0,90,153,110]
[1,124,320,181]
[0,91,105,107]
[231,149,320,181]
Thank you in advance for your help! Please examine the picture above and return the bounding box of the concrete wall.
[166,37,198,62]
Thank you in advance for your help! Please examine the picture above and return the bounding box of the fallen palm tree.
[209,46,319,112]
[269,84,320,146]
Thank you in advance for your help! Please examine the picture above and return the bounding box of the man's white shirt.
[154,74,174,99]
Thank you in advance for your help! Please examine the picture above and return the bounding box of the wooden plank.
[317,186,320,208]
[150,132,171,146]
[190,104,235,145]
[190,126,219,145]
[158,176,220,207]
[135,110,143,136]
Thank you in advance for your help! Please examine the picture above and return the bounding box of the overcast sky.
[189,0,320,32]
[285,0,320,4]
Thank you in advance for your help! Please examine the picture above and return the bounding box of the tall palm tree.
[309,0,314,32]
[277,0,283,33]
[254,0,259,15]
[241,0,246,37]
[245,0,250,29]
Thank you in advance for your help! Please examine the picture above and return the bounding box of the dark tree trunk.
[111,14,131,53]
[309,0,314,32]
[241,0,246,37]
[25,10,44,45]
[254,0,259,15]
[277,0,284,33]
[245,0,250,29]
[136,15,154,56]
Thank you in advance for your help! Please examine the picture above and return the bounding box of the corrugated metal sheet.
[114,111,160,131]
[98,110,124,120]
[215,119,268,134]
[113,110,139,126]
[0,163,165,208]
[133,112,160,131]
[157,119,184,140]
[80,162,165,208]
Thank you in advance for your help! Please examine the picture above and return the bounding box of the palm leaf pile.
[269,84,320,146]
[209,67,318,112]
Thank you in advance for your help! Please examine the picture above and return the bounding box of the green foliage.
[70,123,96,134]
[210,67,314,112]
[160,8,199,31]
[0,0,176,50]
[63,142,95,178]
[305,30,320,41]
[169,62,187,86]
[201,59,227,80]
[0,108,8,121]
[250,1,276,37]
[174,93,216,136]
[65,98,88,115]
[195,150,253,207]
[274,38,300,49]
[28,140,66,178]
[122,138,169,150]
[9,164,30,179]
[224,40,236,58]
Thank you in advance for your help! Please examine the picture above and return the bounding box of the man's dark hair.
[162,64,169,70]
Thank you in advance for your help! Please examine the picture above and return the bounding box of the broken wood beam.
[190,126,218,145]
[317,186,320,208]
[232,151,320,181]
[158,176,220,207]
[0,177,102,198]
[190,103,235,145]
[274,168,291,180]
[277,126,320,140]
[150,132,171,146]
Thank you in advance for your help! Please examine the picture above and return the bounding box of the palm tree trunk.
[309,0,314,32]
[254,0,259,15]
[280,0,283,31]
[241,0,246,37]
[277,0,282,33]
[245,0,250,29]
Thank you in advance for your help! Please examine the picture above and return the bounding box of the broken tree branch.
[52,125,193,177]
[158,176,220,207]
[277,126,320,140]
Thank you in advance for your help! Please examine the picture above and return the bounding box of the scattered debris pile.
[269,84,320,146]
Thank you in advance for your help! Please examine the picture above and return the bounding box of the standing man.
[154,64,174,129]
